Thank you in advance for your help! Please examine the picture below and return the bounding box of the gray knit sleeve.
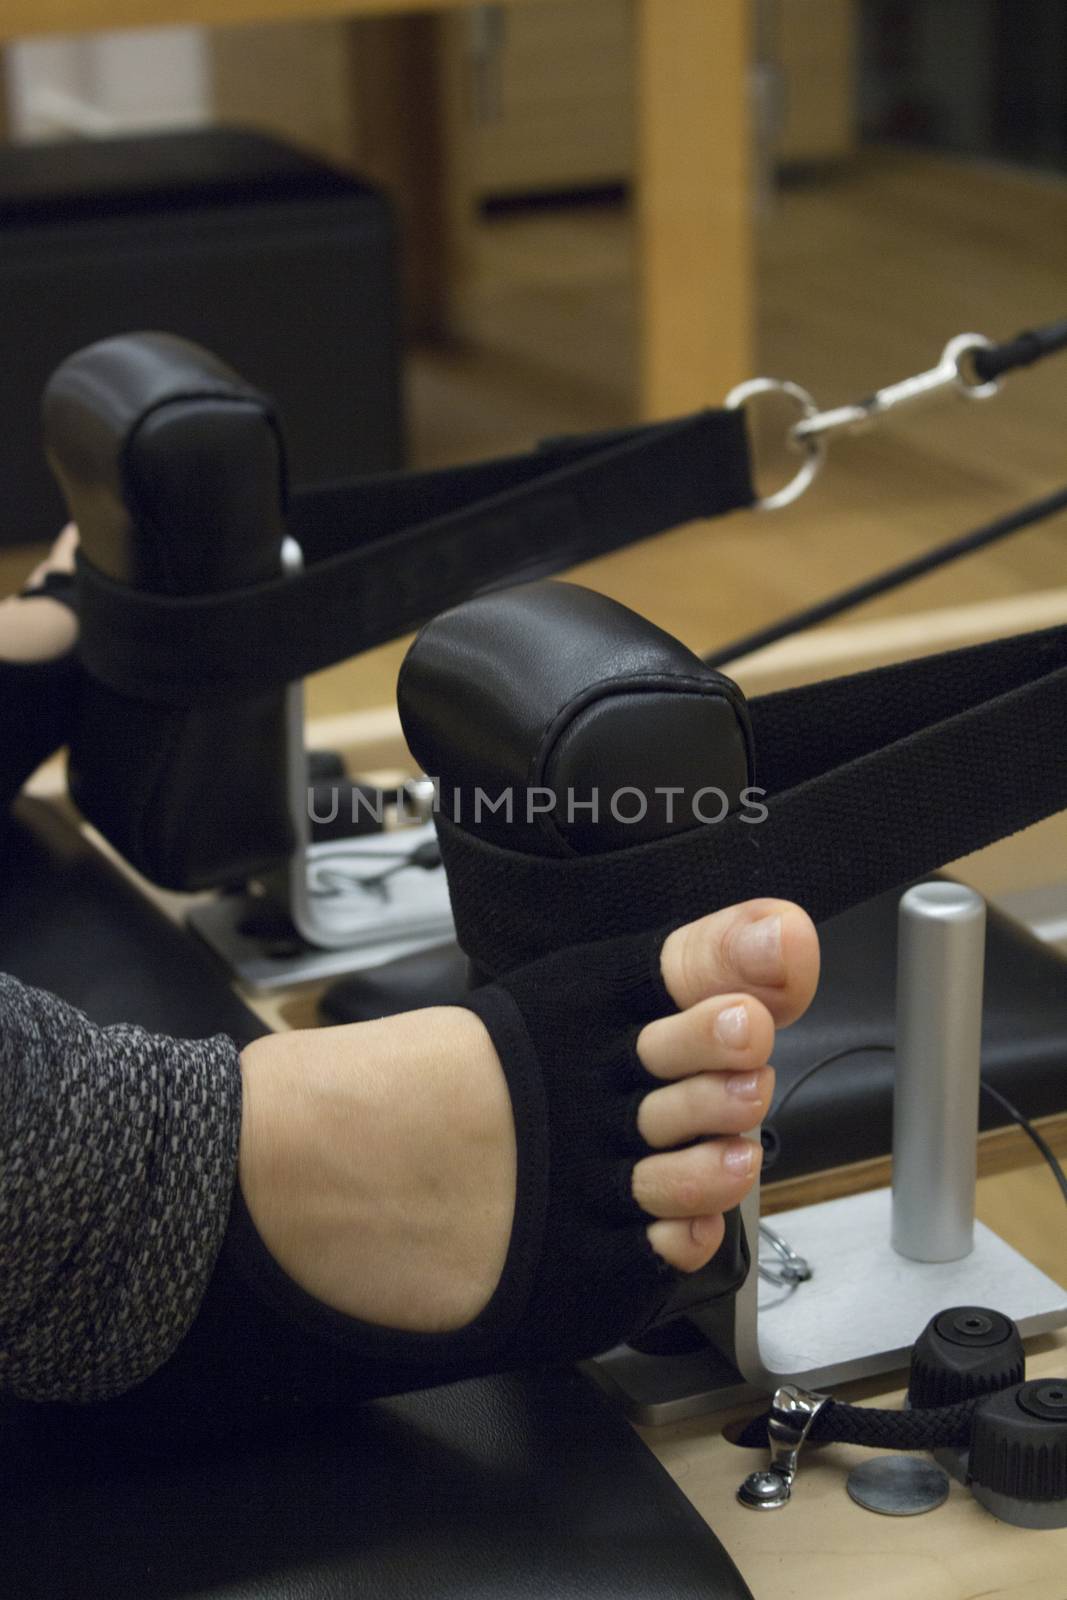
[0,971,243,1404]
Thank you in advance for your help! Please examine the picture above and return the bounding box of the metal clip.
[791,333,1000,447]
[737,1384,831,1510]
[726,333,1003,510]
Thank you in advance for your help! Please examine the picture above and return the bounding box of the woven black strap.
[74,407,753,707]
[737,1396,979,1451]
[435,620,1067,974]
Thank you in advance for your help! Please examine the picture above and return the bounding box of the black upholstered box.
[0,126,402,546]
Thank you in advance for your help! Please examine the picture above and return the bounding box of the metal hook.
[791,333,1000,447]
[737,1384,832,1510]
[726,333,1002,511]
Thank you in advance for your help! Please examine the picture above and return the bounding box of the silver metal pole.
[892,882,986,1263]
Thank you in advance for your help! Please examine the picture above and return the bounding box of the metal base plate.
[593,1190,1067,1425]
[751,1189,1067,1385]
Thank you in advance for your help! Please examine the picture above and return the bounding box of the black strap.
[973,317,1067,383]
[74,408,753,706]
[737,1396,979,1452]
[435,621,1067,973]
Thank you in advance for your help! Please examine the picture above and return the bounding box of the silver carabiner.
[727,333,1004,512]
[791,332,1001,447]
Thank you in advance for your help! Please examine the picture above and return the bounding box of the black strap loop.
[434,621,1067,974]
[74,407,753,707]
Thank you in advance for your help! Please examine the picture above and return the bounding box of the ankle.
[237,1010,517,1332]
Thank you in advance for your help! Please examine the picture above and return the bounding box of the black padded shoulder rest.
[43,330,288,589]
[43,334,293,888]
[399,580,753,855]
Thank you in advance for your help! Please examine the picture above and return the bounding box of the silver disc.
[846,1457,950,1516]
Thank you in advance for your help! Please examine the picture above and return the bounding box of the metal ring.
[943,332,1000,401]
[725,377,827,511]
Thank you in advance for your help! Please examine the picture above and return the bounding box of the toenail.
[714,1003,750,1048]
[691,1215,721,1247]
[725,1070,764,1101]
[722,1139,755,1176]
[733,915,784,986]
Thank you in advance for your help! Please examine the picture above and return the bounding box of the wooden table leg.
[633,0,753,418]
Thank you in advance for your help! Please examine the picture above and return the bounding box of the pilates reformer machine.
[15,321,1067,1541]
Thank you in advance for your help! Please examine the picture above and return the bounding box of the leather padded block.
[43,331,288,591]
[43,333,294,891]
[0,1365,752,1600]
[0,797,265,1044]
[398,581,752,855]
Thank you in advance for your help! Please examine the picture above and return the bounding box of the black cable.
[309,837,442,898]
[762,1040,1067,1210]
[704,484,1067,668]
[972,317,1067,383]
[766,1042,894,1132]
[980,1078,1067,1208]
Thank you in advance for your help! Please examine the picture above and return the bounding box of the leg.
[0,901,818,1416]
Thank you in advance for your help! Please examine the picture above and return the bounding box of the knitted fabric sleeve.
[0,971,242,1404]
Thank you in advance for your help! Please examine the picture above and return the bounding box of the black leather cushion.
[43,333,293,891]
[0,797,265,1043]
[0,1365,752,1600]
[398,581,752,855]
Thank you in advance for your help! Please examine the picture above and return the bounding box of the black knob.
[908,1307,1024,1409]
[969,1379,1067,1528]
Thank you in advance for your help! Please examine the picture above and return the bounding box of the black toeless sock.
[87,925,746,1439]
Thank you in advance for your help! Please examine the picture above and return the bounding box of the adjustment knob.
[969,1378,1067,1528]
[908,1306,1024,1409]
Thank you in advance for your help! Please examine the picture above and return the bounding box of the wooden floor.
[5,148,1067,723]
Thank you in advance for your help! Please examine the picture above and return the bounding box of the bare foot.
[238,898,820,1334]
[0,525,79,664]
